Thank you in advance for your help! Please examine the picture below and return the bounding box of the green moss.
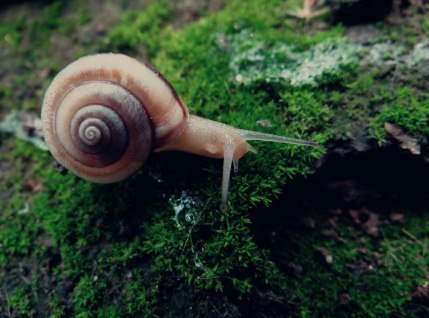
[0,139,47,264]
[7,284,35,316]
[1,0,429,316]
[72,276,108,316]
[142,203,285,294]
[0,1,92,117]
[48,295,66,318]
[0,199,36,263]
[0,17,25,50]
[370,87,429,143]
[0,1,84,55]
[123,273,158,316]
[102,0,173,55]
[273,208,429,317]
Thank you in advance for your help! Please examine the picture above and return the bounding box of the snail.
[41,53,318,211]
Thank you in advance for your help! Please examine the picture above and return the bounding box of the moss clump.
[370,87,429,143]
[269,207,429,317]
[0,0,92,115]
[0,17,25,51]
[101,0,172,56]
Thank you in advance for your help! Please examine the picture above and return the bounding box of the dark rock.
[321,229,347,244]
[323,180,382,205]
[298,216,316,230]
[411,282,429,305]
[286,262,303,276]
[315,247,333,264]
[348,259,375,275]
[329,0,394,25]
[389,213,406,224]
[348,208,380,237]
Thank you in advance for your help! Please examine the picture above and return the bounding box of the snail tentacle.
[233,159,239,172]
[240,129,319,148]
[220,140,235,212]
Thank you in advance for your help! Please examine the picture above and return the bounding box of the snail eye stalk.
[218,129,318,211]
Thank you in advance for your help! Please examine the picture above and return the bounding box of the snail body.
[42,53,317,211]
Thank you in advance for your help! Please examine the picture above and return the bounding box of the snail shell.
[42,53,188,183]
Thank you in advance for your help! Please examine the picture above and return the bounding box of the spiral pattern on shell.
[41,54,189,183]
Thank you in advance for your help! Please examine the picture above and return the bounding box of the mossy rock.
[0,0,429,317]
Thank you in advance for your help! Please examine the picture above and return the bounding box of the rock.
[287,262,303,276]
[321,229,347,244]
[348,259,375,275]
[323,180,381,205]
[389,213,406,224]
[348,208,380,237]
[384,122,421,155]
[329,0,393,25]
[298,216,316,230]
[411,282,429,305]
[315,247,333,264]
